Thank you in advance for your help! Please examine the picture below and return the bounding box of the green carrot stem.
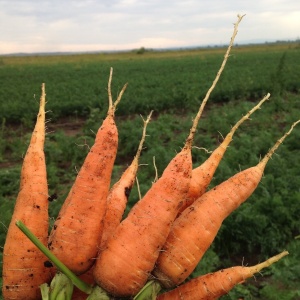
[133,280,162,300]
[40,283,50,300]
[15,220,93,294]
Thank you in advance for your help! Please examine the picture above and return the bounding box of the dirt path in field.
[47,117,86,136]
[0,118,86,170]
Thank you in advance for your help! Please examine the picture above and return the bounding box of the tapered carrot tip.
[248,250,288,275]
[27,83,46,149]
[2,83,50,300]
[156,251,288,300]
[107,67,128,117]
[181,14,245,153]
[258,120,300,171]
[99,111,152,248]
[180,93,270,212]
[94,16,245,298]
[223,93,270,147]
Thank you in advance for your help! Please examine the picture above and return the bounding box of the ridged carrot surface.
[93,15,244,297]
[100,111,152,249]
[154,121,299,287]
[48,69,127,275]
[179,94,270,215]
[157,251,288,300]
[2,84,52,300]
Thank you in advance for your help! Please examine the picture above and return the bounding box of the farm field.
[1,42,300,299]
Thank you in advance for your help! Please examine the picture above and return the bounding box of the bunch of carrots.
[2,15,298,300]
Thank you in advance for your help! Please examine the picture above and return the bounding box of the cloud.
[0,0,299,54]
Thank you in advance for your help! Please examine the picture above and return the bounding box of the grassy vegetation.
[1,42,300,299]
[0,42,299,123]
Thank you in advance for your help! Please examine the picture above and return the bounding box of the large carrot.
[157,251,288,300]
[153,120,299,288]
[178,93,270,215]
[100,111,153,249]
[93,15,244,297]
[2,84,52,300]
[48,68,127,275]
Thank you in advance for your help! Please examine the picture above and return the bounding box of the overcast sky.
[1,0,299,55]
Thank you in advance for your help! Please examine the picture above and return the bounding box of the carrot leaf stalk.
[86,286,110,300]
[40,284,50,300]
[133,280,162,300]
[48,273,73,300]
[15,220,93,295]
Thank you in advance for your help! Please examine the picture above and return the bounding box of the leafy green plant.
[1,43,300,299]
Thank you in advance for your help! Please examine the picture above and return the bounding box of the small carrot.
[153,120,299,288]
[2,84,52,300]
[157,251,288,300]
[178,93,270,215]
[93,15,244,298]
[48,68,127,275]
[100,111,153,249]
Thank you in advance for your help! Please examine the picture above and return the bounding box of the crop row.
[1,43,300,298]
[0,43,299,124]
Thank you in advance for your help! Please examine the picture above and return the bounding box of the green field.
[1,42,300,299]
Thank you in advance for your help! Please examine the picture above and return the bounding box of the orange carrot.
[2,84,52,300]
[100,111,153,249]
[48,68,127,275]
[153,120,299,288]
[179,93,270,215]
[93,82,193,298]
[71,110,153,298]
[93,15,244,298]
[157,251,288,300]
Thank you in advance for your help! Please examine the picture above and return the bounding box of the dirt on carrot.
[178,93,270,215]
[48,68,127,275]
[153,120,299,288]
[156,251,288,300]
[100,111,153,249]
[2,84,53,300]
[92,15,245,298]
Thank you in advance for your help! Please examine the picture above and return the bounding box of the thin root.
[184,14,245,149]
[106,67,128,116]
[136,176,142,200]
[192,146,212,154]
[259,120,300,169]
[134,111,153,162]
[152,156,159,183]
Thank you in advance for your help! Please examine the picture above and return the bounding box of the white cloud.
[0,0,299,54]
